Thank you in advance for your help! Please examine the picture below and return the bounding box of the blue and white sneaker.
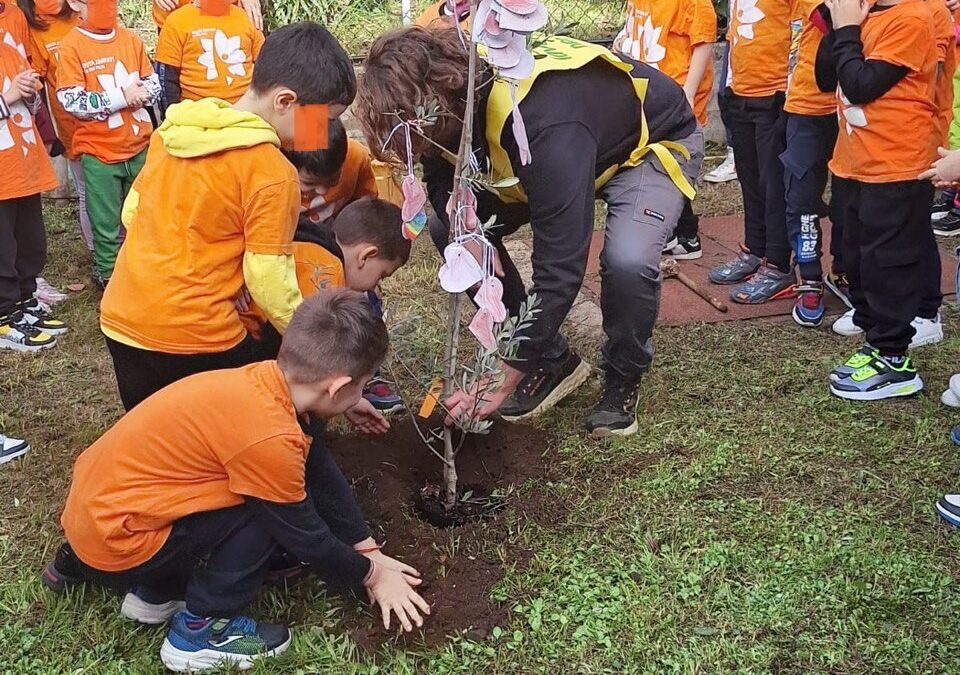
[951,426,960,447]
[936,494,960,528]
[160,612,291,672]
[0,433,29,465]
[792,282,825,327]
[707,246,762,285]
[730,263,795,305]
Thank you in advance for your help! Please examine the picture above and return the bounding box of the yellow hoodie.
[103,98,302,354]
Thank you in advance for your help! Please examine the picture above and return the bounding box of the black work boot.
[584,371,640,437]
[499,351,592,422]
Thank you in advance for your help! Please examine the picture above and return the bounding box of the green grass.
[3,197,960,673]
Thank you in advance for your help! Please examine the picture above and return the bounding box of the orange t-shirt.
[100,133,300,353]
[785,0,836,115]
[727,0,797,97]
[240,240,344,338]
[301,139,378,223]
[415,1,470,31]
[56,26,155,163]
[0,43,58,199]
[830,0,939,183]
[28,14,81,158]
[61,361,310,572]
[155,4,263,103]
[620,0,717,125]
[0,2,30,59]
[930,0,955,141]
[152,0,191,29]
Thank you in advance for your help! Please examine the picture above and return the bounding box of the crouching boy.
[43,290,429,672]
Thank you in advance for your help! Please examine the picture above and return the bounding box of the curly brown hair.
[356,27,475,164]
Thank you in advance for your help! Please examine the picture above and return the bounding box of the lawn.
[3,190,960,674]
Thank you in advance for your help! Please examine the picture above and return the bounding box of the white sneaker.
[0,434,30,465]
[121,591,186,625]
[910,314,943,349]
[940,373,960,407]
[704,148,737,183]
[832,309,863,336]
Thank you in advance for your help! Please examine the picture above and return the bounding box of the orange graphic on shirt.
[0,3,30,59]
[727,0,797,97]
[785,0,836,116]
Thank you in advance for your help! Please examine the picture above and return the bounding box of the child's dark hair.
[19,0,75,30]
[333,198,411,264]
[251,22,356,107]
[282,118,348,183]
[279,289,388,383]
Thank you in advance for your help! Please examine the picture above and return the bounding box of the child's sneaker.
[910,314,943,349]
[18,299,68,336]
[830,344,878,382]
[792,282,824,327]
[704,147,737,183]
[363,376,404,414]
[41,543,84,593]
[829,352,922,401]
[160,612,291,672]
[34,277,68,305]
[832,308,863,337]
[707,247,762,284]
[933,208,960,236]
[823,270,853,309]
[0,311,56,352]
[121,587,186,625]
[662,235,702,260]
[952,425,960,446]
[941,373,960,407]
[730,263,795,304]
[0,433,30,465]
[583,371,640,437]
[936,494,960,527]
[931,192,954,222]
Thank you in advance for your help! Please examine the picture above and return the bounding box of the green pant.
[81,149,146,280]
[950,65,960,151]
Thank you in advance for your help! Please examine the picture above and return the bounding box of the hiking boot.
[363,375,404,414]
[160,612,291,672]
[823,270,853,309]
[730,263,795,304]
[121,587,187,625]
[0,433,29,465]
[18,298,68,336]
[0,311,56,352]
[662,235,703,260]
[707,247,762,285]
[499,351,592,422]
[910,314,943,349]
[704,147,737,183]
[829,352,923,401]
[936,494,960,528]
[933,208,960,236]
[583,372,640,437]
[42,543,84,593]
[792,282,824,327]
[830,344,878,382]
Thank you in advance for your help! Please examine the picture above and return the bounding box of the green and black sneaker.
[829,352,923,401]
[830,344,878,383]
[160,612,291,672]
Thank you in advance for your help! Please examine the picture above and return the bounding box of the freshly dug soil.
[327,416,554,649]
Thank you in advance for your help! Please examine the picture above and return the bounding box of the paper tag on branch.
[418,377,444,419]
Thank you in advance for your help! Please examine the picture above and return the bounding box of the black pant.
[721,90,790,270]
[0,194,46,317]
[57,505,276,617]
[781,113,839,282]
[105,334,261,411]
[676,198,699,240]
[829,176,850,275]
[842,179,938,355]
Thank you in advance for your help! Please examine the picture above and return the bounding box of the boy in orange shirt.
[0,41,67,351]
[614,0,716,259]
[0,0,30,55]
[709,0,797,303]
[99,22,356,411]
[44,291,429,672]
[56,0,160,285]
[818,0,940,400]
[155,0,264,116]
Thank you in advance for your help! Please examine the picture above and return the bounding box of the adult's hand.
[238,0,264,30]
[442,361,524,425]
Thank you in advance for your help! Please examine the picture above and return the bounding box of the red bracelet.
[355,543,383,554]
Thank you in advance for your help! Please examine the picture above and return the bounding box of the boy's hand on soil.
[920,147,960,186]
[364,562,431,632]
[361,549,422,583]
[344,398,390,434]
[825,0,868,28]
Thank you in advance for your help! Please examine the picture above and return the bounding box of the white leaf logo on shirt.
[2,30,27,59]
[641,16,666,69]
[0,75,36,156]
[198,30,247,84]
[96,62,151,135]
[734,0,765,41]
[838,89,867,135]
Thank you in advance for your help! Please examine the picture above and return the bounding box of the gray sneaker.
[829,353,923,401]
[830,344,878,382]
[708,248,762,285]
[730,263,795,304]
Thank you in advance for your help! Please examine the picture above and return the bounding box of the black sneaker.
[18,298,68,335]
[934,209,960,236]
[0,311,56,352]
[932,192,954,222]
[662,235,703,260]
[42,543,84,593]
[499,351,592,422]
[584,371,640,437]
